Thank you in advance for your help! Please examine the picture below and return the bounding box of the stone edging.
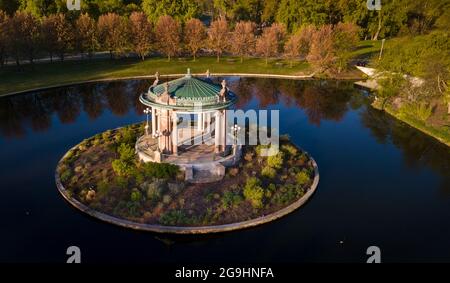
[2,73,317,97]
[55,138,319,234]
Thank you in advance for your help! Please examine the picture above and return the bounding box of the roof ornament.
[186,68,192,78]
[206,69,210,78]
[164,82,169,94]
[219,79,227,101]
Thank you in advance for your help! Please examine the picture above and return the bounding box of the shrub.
[399,102,433,121]
[96,180,109,197]
[112,159,135,177]
[261,166,277,179]
[119,127,137,146]
[102,130,112,141]
[159,210,190,225]
[243,177,264,208]
[162,194,172,205]
[281,144,298,156]
[296,170,310,186]
[131,189,142,202]
[141,162,179,180]
[60,169,72,183]
[221,191,243,209]
[267,151,284,169]
[244,152,254,162]
[146,180,166,201]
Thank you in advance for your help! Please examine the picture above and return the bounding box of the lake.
[0,77,449,263]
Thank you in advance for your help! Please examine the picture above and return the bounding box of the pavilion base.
[135,135,242,183]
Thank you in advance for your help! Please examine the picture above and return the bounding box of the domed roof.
[140,69,237,111]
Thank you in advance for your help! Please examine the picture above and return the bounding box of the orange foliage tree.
[155,15,181,61]
[184,18,206,61]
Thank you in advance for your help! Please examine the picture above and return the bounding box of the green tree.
[0,0,20,15]
[0,10,8,67]
[142,0,200,23]
[243,177,264,208]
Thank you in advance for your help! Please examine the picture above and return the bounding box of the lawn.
[0,40,384,96]
[0,56,310,96]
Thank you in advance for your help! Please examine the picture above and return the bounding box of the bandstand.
[136,69,240,183]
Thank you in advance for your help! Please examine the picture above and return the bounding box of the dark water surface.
[0,78,449,263]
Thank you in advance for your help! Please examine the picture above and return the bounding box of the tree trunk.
[241,56,243,63]
[265,57,268,65]
[217,54,220,62]
[168,54,171,62]
[193,53,196,62]
[110,50,113,60]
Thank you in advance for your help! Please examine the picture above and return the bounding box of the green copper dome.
[140,69,237,111]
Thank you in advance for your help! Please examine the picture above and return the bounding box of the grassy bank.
[374,102,450,147]
[0,57,310,96]
[0,40,382,96]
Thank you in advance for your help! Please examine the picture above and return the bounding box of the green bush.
[399,102,433,121]
[60,169,72,183]
[267,151,284,169]
[131,189,142,202]
[296,170,310,186]
[243,177,264,208]
[141,162,179,180]
[112,143,136,176]
[119,127,137,146]
[159,210,190,225]
[261,166,277,179]
[281,144,298,156]
[221,191,243,209]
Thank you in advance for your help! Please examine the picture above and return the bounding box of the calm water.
[0,78,449,263]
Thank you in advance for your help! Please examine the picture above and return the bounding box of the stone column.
[197,112,203,132]
[214,111,221,153]
[222,110,227,152]
[152,107,156,136]
[172,112,178,155]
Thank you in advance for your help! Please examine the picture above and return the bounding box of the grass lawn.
[0,40,384,96]
[0,56,310,96]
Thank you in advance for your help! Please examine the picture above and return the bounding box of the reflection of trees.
[53,88,81,124]
[103,82,130,116]
[361,106,450,194]
[0,97,26,138]
[297,81,352,126]
[80,84,104,120]
[229,78,253,109]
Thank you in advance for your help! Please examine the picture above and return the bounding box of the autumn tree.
[7,11,39,65]
[333,22,359,73]
[208,16,228,62]
[129,11,153,60]
[284,33,301,68]
[256,23,285,65]
[231,21,256,63]
[0,10,8,67]
[75,13,98,59]
[97,13,129,59]
[155,15,181,61]
[184,18,206,61]
[306,25,335,74]
[41,14,73,61]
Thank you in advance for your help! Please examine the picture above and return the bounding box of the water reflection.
[0,78,448,182]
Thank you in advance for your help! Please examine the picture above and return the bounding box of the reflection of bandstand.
[137,69,241,183]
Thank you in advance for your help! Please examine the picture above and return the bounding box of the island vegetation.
[56,123,316,226]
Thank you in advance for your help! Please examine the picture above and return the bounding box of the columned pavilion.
[137,70,238,172]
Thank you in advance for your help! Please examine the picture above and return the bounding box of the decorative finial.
[206,69,210,78]
[164,82,169,93]
[186,68,191,78]
[221,79,227,89]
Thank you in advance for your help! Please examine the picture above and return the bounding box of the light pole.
[231,124,241,145]
[153,130,162,152]
[143,107,151,136]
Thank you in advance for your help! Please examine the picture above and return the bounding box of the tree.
[306,25,335,74]
[41,14,73,61]
[184,18,206,61]
[208,16,228,62]
[97,13,129,59]
[155,15,180,61]
[129,11,153,60]
[7,11,39,65]
[284,33,301,68]
[142,0,200,23]
[333,22,359,73]
[255,23,285,65]
[231,21,256,63]
[75,13,98,58]
[0,10,8,67]
[0,0,20,15]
